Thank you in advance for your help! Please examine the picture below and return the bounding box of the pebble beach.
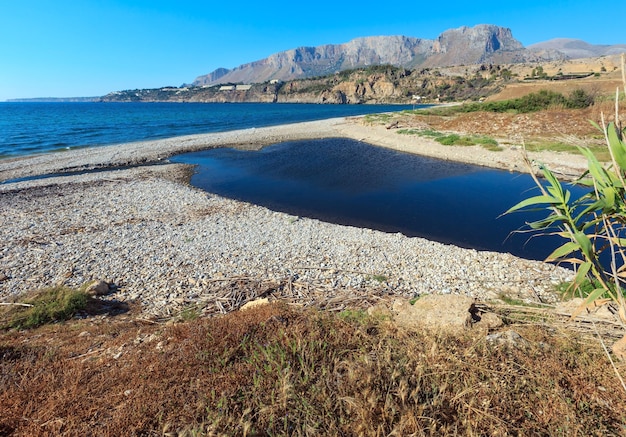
[0,117,576,316]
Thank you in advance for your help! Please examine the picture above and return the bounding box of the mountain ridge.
[193,24,625,87]
[528,38,626,59]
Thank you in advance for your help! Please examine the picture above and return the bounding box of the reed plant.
[506,55,626,372]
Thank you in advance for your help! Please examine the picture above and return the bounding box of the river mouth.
[172,138,586,262]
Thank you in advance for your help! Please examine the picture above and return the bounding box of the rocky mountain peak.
[428,25,523,65]
[192,24,560,87]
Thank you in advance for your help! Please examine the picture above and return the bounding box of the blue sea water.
[0,102,415,158]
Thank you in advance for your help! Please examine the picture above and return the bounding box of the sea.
[0,102,416,158]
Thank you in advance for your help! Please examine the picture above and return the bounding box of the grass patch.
[0,286,89,330]
[179,304,202,322]
[398,128,502,151]
[367,274,388,283]
[409,296,420,305]
[1,303,624,435]
[363,113,393,124]
[497,293,549,309]
[524,140,611,161]
[554,278,620,301]
[396,128,423,135]
[338,309,369,323]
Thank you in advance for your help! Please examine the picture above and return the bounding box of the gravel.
[0,161,573,316]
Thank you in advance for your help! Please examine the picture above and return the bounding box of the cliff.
[193,25,554,87]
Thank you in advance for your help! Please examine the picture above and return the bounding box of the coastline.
[0,116,578,315]
[0,115,588,183]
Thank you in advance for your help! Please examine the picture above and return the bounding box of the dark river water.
[172,138,587,262]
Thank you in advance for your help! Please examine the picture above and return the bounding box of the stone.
[240,298,270,311]
[475,311,504,330]
[612,334,626,362]
[367,303,393,319]
[85,280,110,296]
[486,330,530,348]
[555,298,617,322]
[393,295,476,332]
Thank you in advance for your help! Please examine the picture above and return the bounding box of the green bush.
[412,89,595,116]
[436,134,462,145]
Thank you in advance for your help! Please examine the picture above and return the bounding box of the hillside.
[192,24,557,87]
[100,53,624,105]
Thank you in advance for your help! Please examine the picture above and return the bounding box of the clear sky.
[1,0,623,101]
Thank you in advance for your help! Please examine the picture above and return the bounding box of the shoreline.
[0,115,588,183]
[0,116,578,315]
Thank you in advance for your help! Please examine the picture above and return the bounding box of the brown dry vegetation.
[1,302,626,436]
[395,101,621,144]
[404,61,625,144]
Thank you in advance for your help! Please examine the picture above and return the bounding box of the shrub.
[567,89,595,109]
[412,89,595,116]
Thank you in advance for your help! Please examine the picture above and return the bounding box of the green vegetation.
[367,274,388,283]
[179,304,202,322]
[497,293,549,309]
[524,140,611,161]
[338,308,369,323]
[410,89,596,116]
[364,113,393,124]
[397,128,502,151]
[408,296,420,305]
[506,75,626,323]
[555,278,604,301]
[530,66,548,79]
[1,286,89,330]
[336,64,409,81]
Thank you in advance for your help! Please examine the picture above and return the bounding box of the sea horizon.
[0,101,418,159]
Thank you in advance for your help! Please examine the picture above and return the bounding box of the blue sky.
[0,0,623,101]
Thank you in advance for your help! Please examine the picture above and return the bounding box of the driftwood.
[147,275,625,344]
[0,302,33,307]
[164,275,392,319]
[477,302,625,340]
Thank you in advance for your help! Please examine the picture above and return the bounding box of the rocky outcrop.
[195,36,432,86]
[425,25,524,67]
[193,24,559,87]
[193,67,231,86]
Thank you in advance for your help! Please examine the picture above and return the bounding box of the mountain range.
[192,24,626,87]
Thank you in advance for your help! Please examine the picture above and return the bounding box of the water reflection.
[172,138,588,262]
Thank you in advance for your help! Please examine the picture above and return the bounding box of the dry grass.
[1,302,625,436]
